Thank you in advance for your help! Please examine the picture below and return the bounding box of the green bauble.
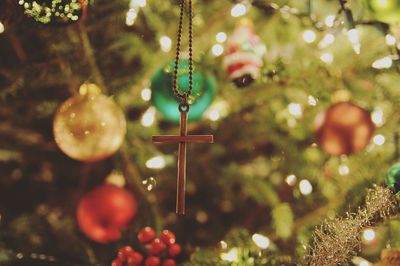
[151,60,217,123]
[364,0,400,23]
[386,163,400,194]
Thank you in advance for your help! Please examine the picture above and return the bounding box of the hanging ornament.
[223,20,265,88]
[315,102,375,156]
[376,248,400,266]
[18,0,88,25]
[112,227,182,266]
[53,84,126,162]
[76,184,137,243]
[151,59,217,123]
[386,162,400,194]
[152,0,214,215]
[364,0,400,24]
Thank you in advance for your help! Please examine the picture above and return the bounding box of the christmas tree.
[1,0,400,265]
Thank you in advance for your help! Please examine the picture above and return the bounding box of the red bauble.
[138,226,156,244]
[147,238,167,255]
[168,244,182,258]
[162,259,176,266]
[145,256,161,266]
[315,102,374,156]
[160,230,176,245]
[118,246,135,261]
[76,184,137,243]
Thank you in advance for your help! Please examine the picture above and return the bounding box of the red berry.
[138,227,156,244]
[125,252,143,266]
[145,256,161,266]
[159,230,176,245]
[162,259,176,266]
[147,238,167,255]
[168,243,182,258]
[118,246,135,261]
[112,259,123,266]
[132,252,143,264]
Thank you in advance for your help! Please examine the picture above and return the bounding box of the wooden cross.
[152,104,213,214]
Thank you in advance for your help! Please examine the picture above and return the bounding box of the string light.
[318,34,335,49]
[130,0,146,7]
[338,164,350,176]
[325,15,335,27]
[371,108,384,126]
[385,34,396,46]
[160,36,172,52]
[308,95,317,106]
[220,248,239,262]
[231,3,247,17]
[372,56,393,69]
[204,100,229,121]
[285,174,297,186]
[346,28,361,54]
[0,22,4,34]
[373,134,385,146]
[141,107,156,127]
[141,87,152,101]
[299,179,313,195]
[126,8,139,26]
[288,103,302,118]
[252,234,270,249]
[212,44,224,56]
[362,228,376,243]
[320,52,334,64]
[302,30,316,43]
[146,155,166,169]
[216,32,227,43]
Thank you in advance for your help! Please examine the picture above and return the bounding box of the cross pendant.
[152,104,213,215]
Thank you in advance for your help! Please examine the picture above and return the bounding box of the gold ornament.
[53,87,126,162]
[376,249,400,266]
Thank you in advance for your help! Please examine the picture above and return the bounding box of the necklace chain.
[172,0,193,104]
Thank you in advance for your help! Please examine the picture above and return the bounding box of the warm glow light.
[325,15,335,27]
[302,30,316,43]
[0,22,4,34]
[373,134,385,146]
[212,44,224,56]
[160,36,172,52]
[146,155,166,169]
[288,103,302,118]
[141,107,156,127]
[347,29,361,54]
[318,34,335,49]
[299,179,312,195]
[338,164,350,176]
[252,234,270,249]
[372,108,384,126]
[385,34,396,46]
[231,4,247,17]
[220,248,239,262]
[372,56,393,69]
[362,229,376,242]
[320,52,333,64]
[126,8,138,26]
[285,174,297,186]
[141,87,152,101]
[216,32,227,43]
[308,95,317,106]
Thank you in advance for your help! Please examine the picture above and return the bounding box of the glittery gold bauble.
[376,248,400,266]
[315,102,375,156]
[53,92,126,162]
